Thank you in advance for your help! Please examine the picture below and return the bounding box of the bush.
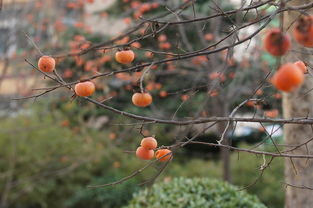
[125,177,267,208]
[164,147,284,208]
[0,103,148,208]
[65,171,139,208]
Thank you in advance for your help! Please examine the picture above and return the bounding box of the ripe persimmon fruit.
[159,90,168,98]
[115,49,135,64]
[271,63,304,92]
[74,81,95,97]
[294,60,307,73]
[38,56,56,72]
[132,92,152,107]
[159,42,171,50]
[155,149,172,162]
[293,15,313,48]
[263,28,291,56]
[136,146,154,160]
[158,34,167,42]
[141,137,157,150]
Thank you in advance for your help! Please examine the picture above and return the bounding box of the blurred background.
[0,0,285,207]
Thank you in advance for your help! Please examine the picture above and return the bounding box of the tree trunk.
[283,1,313,207]
[219,121,231,182]
[216,99,231,182]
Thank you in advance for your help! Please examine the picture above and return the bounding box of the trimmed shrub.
[125,177,267,208]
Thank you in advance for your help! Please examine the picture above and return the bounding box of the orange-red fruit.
[294,60,307,73]
[74,81,95,97]
[158,34,167,42]
[115,50,135,64]
[141,137,157,150]
[132,92,152,107]
[38,56,55,72]
[155,149,172,162]
[263,28,291,56]
[293,15,313,48]
[136,146,154,160]
[271,63,304,92]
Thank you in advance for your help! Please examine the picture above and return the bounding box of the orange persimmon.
[271,63,304,92]
[159,90,168,98]
[74,81,95,97]
[158,34,167,42]
[141,137,157,150]
[293,15,313,48]
[115,49,135,64]
[155,149,172,162]
[38,56,55,72]
[136,147,154,160]
[263,28,291,56]
[294,60,307,73]
[132,92,152,107]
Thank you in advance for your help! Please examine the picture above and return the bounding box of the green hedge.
[125,177,267,208]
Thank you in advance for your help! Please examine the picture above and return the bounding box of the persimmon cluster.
[37,49,155,105]
[135,137,172,162]
[263,15,312,92]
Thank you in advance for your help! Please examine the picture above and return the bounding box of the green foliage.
[160,147,284,208]
[232,149,285,208]
[65,171,138,208]
[0,104,146,208]
[125,177,267,208]
[0,106,284,207]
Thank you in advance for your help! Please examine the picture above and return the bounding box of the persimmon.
[63,69,73,78]
[159,42,171,50]
[131,1,140,9]
[274,93,282,99]
[155,149,172,162]
[115,49,135,64]
[38,56,55,72]
[204,33,214,41]
[61,120,70,127]
[139,3,151,13]
[109,132,117,140]
[136,146,154,160]
[263,28,291,56]
[271,63,304,92]
[145,51,153,58]
[246,101,254,107]
[141,137,157,150]
[123,17,131,24]
[209,72,222,80]
[181,94,189,101]
[132,92,152,107]
[158,34,167,42]
[131,41,141,48]
[74,81,95,97]
[293,15,313,48]
[192,56,208,65]
[294,60,307,73]
[146,83,155,91]
[256,89,263,96]
[151,2,159,8]
[115,36,129,45]
[264,109,279,118]
[159,90,168,98]
[155,83,162,90]
[209,90,219,97]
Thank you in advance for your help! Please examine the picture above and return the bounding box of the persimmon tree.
[14,0,313,207]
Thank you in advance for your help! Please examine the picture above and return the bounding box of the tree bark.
[283,1,313,207]
[216,99,231,182]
